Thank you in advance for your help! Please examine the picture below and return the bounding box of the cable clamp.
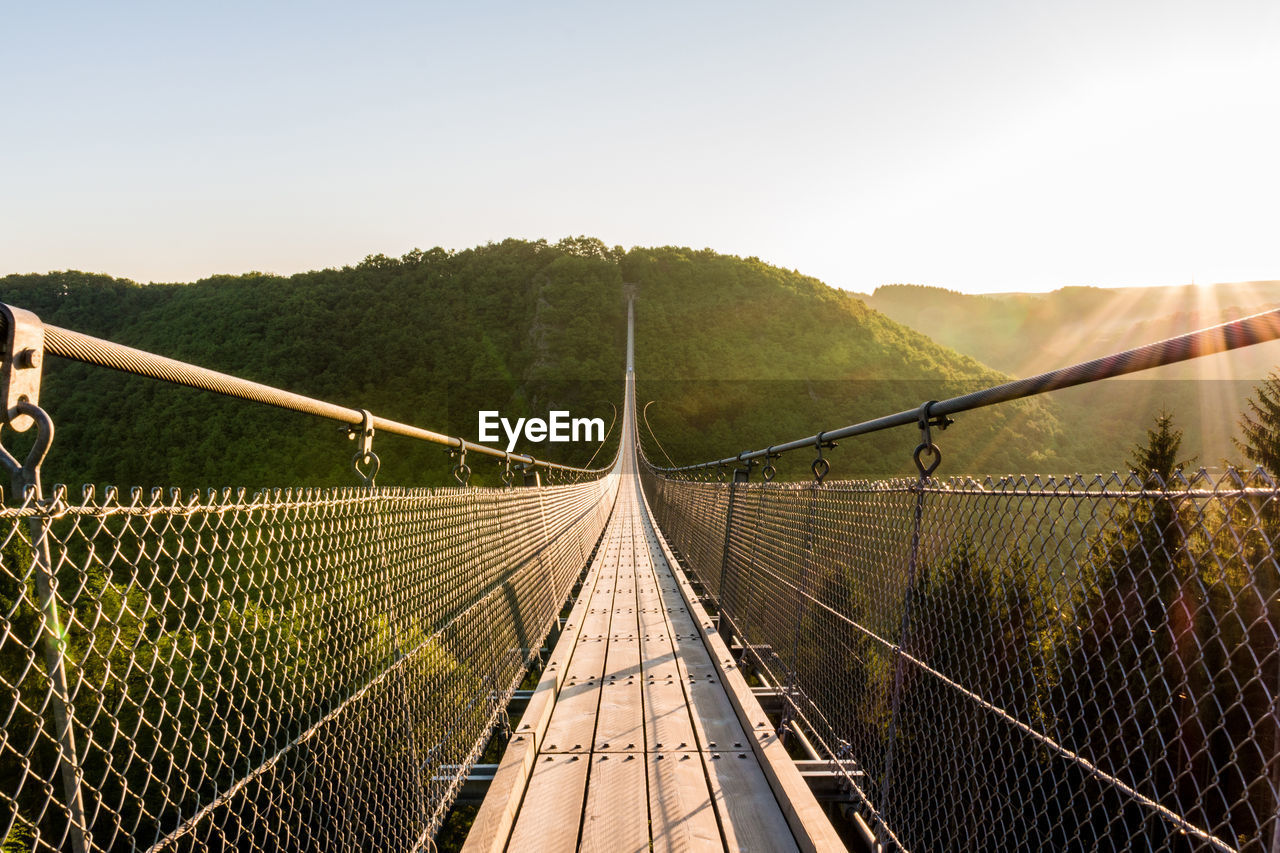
[0,304,45,433]
[913,401,950,479]
[347,409,379,487]
[812,432,837,484]
[761,446,781,482]
[450,443,471,486]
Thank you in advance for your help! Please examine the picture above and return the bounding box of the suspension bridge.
[1,295,1279,852]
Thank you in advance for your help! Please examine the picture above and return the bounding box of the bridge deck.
[464,472,841,850]
[462,305,842,852]
[525,479,798,852]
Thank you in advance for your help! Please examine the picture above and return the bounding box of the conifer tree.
[1129,408,1194,483]
[1235,371,1280,473]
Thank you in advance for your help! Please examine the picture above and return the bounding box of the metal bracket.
[913,401,950,479]
[0,401,54,498]
[812,432,837,484]
[519,463,541,488]
[1,304,46,433]
[761,447,780,482]
[451,443,471,486]
[347,409,379,487]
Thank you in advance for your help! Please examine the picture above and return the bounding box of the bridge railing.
[0,303,621,852]
[639,304,1280,853]
[0,478,618,852]
[641,465,1280,852]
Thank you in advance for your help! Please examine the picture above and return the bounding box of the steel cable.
[655,307,1280,472]
[43,325,603,474]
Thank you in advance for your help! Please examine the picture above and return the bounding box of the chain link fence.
[0,473,618,852]
[641,465,1280,852]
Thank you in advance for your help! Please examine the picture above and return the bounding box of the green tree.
[1226,375,1280,848]
[1129,408,1195,483]
[1235,371,1280,473]
[1054,410,1204,846]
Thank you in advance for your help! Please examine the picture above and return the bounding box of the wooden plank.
[506,753,590,852]
[669,635,716,675]
[564,636,608,681]
[579,753,649,853]
[638,498,849,853]
[603,636,641,679]
[648,753,723,853]
[703,751,799,853]
[594,677,644,752]
[685,676,751,750]
[542,677,600,754]
[580,607,614,636]
[664,609,701,637]
[639,607,674,635]
[640,630,674,662]
[608,606,640,638]
[462,517,613,853]
[642,644,683,682]
[642,676,697,752]
[460,732,538,853]
[594,544,644,744]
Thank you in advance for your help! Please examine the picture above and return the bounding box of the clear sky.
[3,0,1277,294]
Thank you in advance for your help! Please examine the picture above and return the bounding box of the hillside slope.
[0,239,627,488]
[862,281,1280,380]
[625,248,1059,478]
[861,282,1280,466]
[2,240,1063,489]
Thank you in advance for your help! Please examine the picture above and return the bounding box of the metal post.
[714,461,754,624]
[716,474,740,618]
[737,469,768,670]
[2,307,89,853]
[875,484,922,850]
[876,404,944,850]
[783,458,822,749]
[521,464,541,488]
[466,490,510,733]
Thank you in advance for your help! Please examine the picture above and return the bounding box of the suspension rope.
[579,402,618,471]
[640,400,678,468]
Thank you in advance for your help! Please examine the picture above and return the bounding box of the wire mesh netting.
[640,465,1280,852]
[0,473,618,852]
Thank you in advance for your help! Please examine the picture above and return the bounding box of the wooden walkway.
[463,375,844,851]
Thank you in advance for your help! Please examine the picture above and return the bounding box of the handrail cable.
[641,400,677,468]
[38,322,607,475]
[652,307,1280,473]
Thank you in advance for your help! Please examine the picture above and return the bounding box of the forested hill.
[859,282,1280,467]
[624,248,1058,477]
[2,239,1060,489]
[0,239,627,488]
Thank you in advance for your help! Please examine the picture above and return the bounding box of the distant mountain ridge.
[858,280,1280,380]
[856,280,1280,468]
